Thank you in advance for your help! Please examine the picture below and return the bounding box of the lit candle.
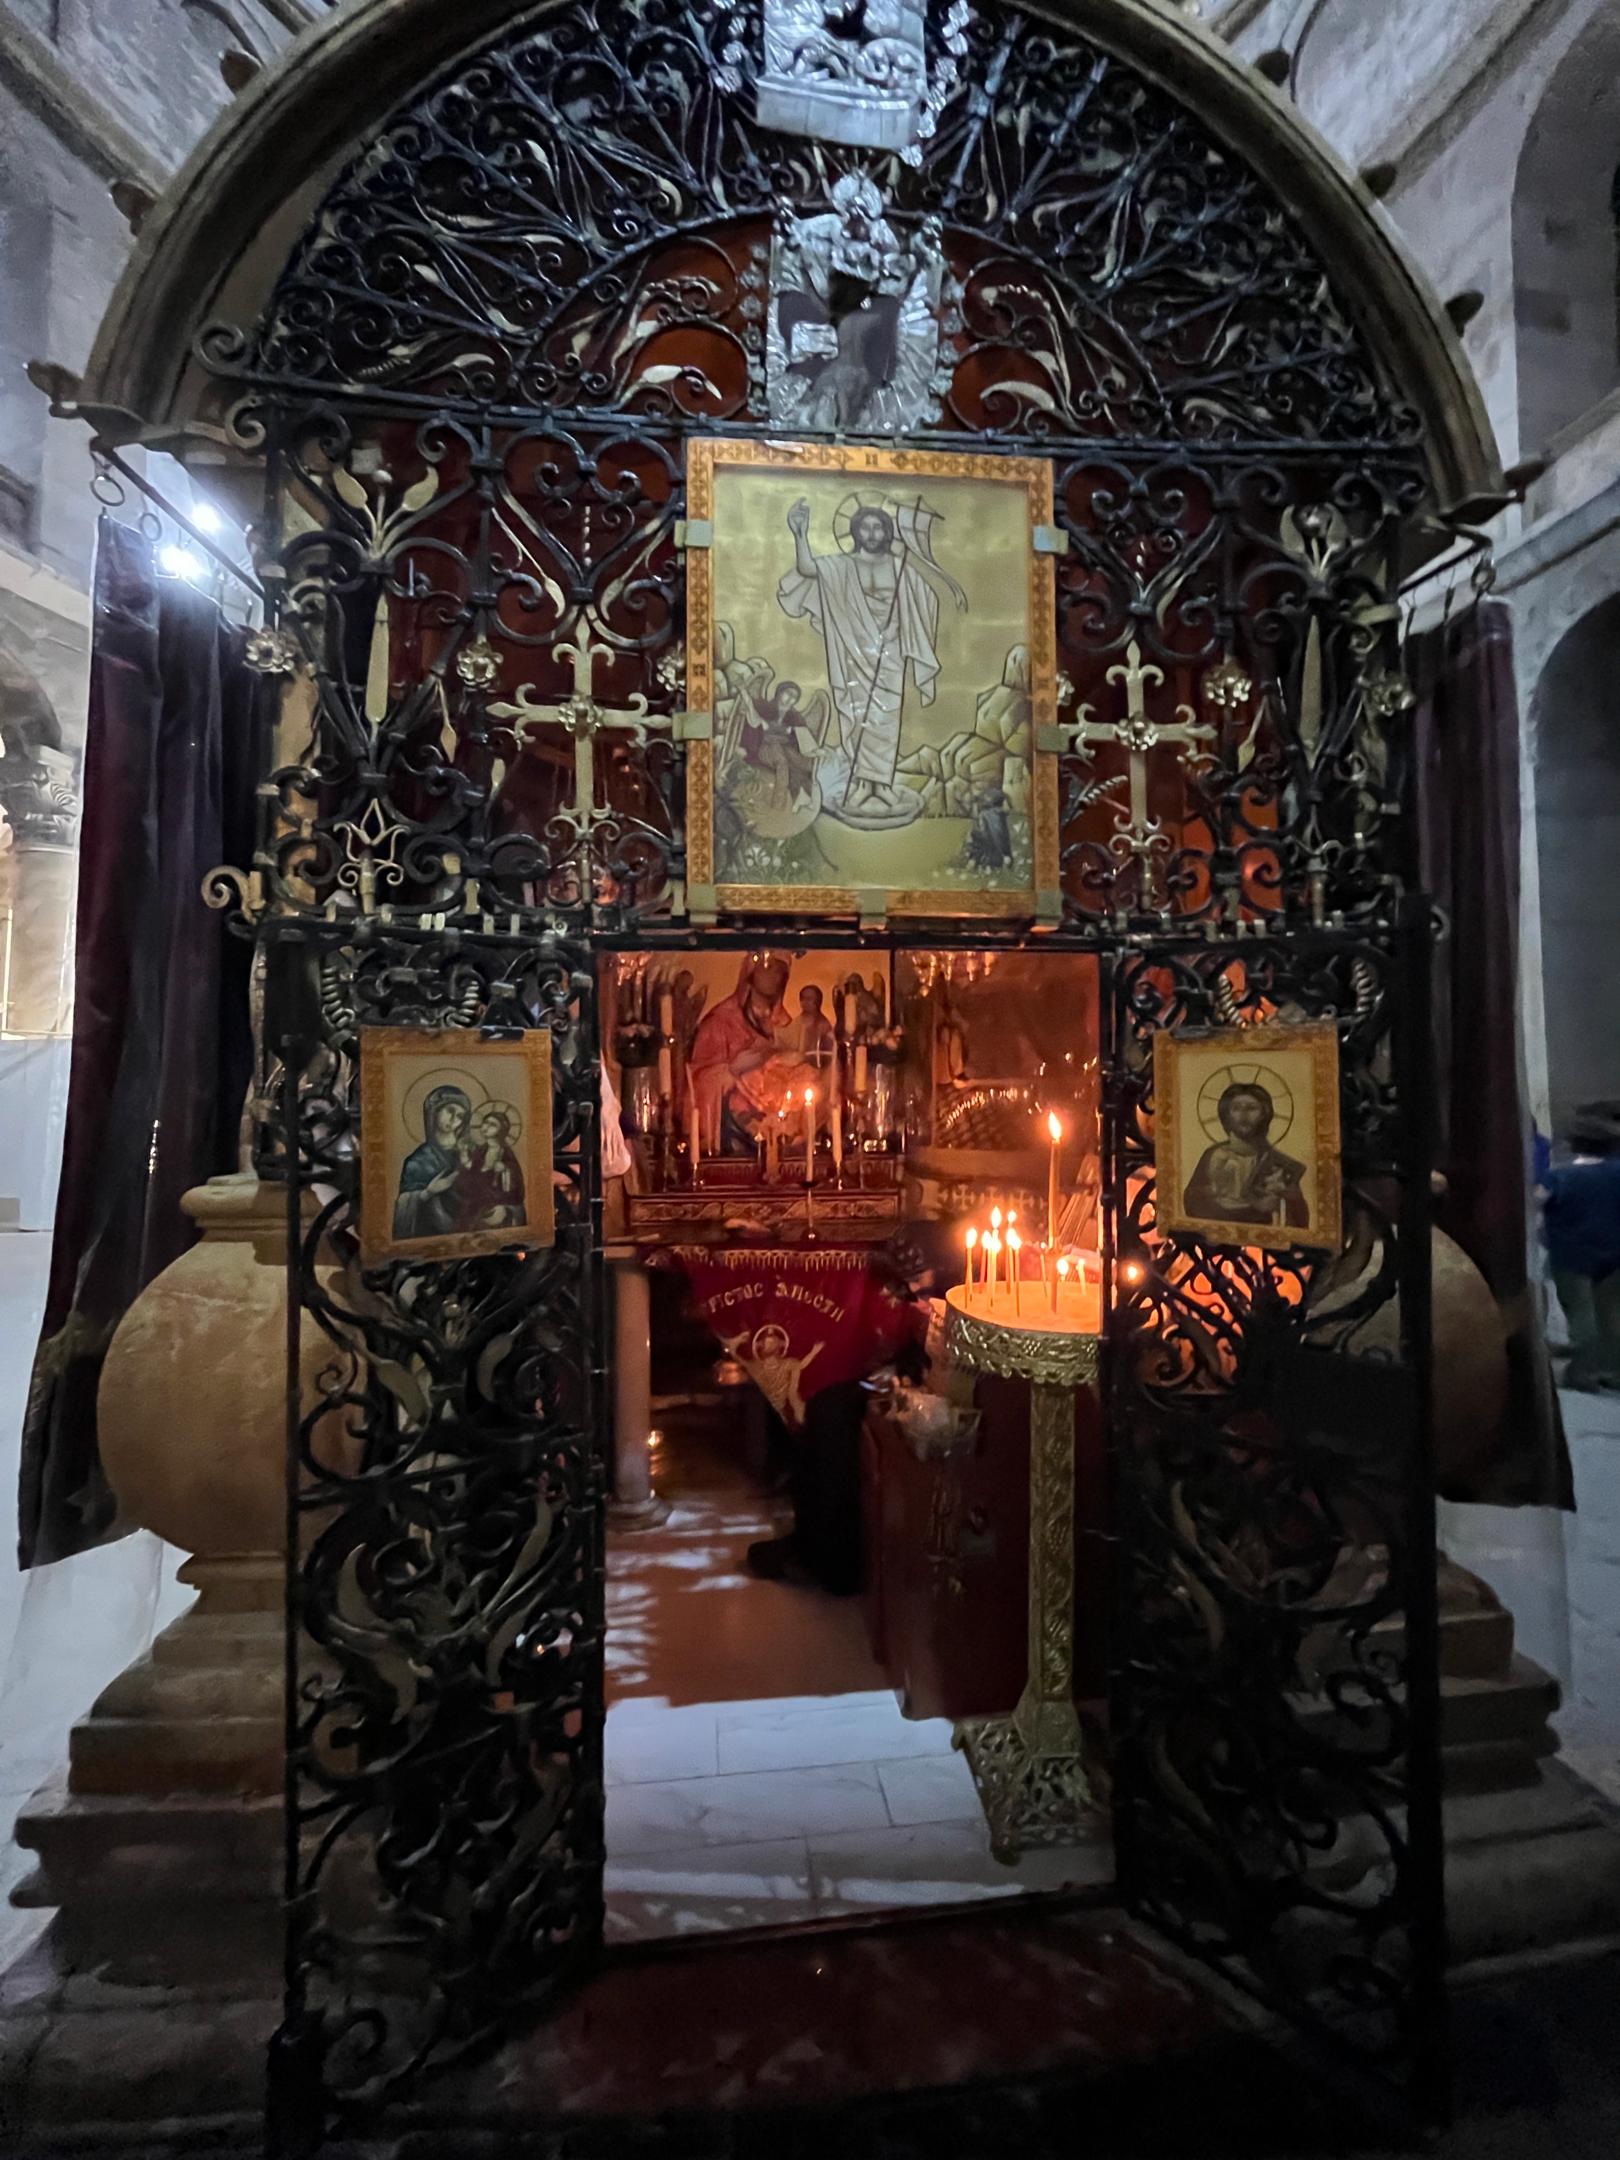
[1046,1111,1063,1253]
[1008,1228,1023,1317]
[854,1043,868,1096]
[804,1085,817,1175]
[990,1207,1004,1300]
[687,1078,701,1177]
[658,990,675,1100]
[965,1225,978,1303]
[831,1096,843,1178]
[1058,1254,1071,1314]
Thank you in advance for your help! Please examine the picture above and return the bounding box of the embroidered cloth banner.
[669,1245,919,1430]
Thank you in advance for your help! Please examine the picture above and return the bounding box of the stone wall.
[0,1,325,1225]
[1210,0,1620,1153]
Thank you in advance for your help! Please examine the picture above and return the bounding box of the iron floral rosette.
[944,1287,1100,1390]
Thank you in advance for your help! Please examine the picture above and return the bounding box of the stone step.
[1372,1600,1517,1682]
[68,1715,283,1797]
[1440,1653,1561,1747]
[12,1787,282,1908]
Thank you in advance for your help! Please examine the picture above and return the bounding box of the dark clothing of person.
[1544,1158,1620,1282]
[773,1382,867,1597]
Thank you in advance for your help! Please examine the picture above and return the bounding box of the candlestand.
[944,1286,1103,1861]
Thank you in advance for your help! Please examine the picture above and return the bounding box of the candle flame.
[1058,1256,1072,1280]
[990,1206,1003,1231]
[966,1226,978,1250]
[1047,1111,1063,1144]
[1008,1228,1022,1253]
[804,1087,814,1104]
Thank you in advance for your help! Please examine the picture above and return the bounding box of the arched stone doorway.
[61,0,1500,2143]
[1512,7,1620,457]
[1530,595,1620,1139]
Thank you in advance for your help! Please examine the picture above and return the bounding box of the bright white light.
[190,499,223,535]
[159,544,204,582]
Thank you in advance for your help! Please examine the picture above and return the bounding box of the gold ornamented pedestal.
[945,1284,1102,1861]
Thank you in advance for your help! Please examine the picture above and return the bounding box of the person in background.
[747,1219,963,1594]
[1543,1101,1620,1391]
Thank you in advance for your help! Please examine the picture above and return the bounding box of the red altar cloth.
[670,1245,920,1431]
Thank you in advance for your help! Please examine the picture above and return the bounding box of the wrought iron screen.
[181,0,1463,2137]
[1102,914,1443,2107]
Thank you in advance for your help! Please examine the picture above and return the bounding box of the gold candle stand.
[944,1285,1102,1861]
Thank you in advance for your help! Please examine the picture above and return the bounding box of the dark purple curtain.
[1412,596,1571,1510]
[17,519,258,1566]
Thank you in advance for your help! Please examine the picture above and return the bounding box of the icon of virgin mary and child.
[687,952,838,1155]
[393,1082,527,1241]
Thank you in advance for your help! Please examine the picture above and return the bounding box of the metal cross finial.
[492,636,661,841]
[1056,636,1216,902]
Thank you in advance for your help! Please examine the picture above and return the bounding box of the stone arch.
[75,0,1499,505]
[1529,591,1620,1136]
[1513,6,1620,456]
[0,145,52,547]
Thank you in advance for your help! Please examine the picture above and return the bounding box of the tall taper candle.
[1046,1111,1063,1253]
[658,989,675,1101]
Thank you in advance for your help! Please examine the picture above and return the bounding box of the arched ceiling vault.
[76,0,1502,510]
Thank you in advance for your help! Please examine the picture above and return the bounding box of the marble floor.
[602,1435,1111,1945]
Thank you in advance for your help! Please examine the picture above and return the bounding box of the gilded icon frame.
[359,1026,556,1265]
[1154,1022,1343,1254]
[685,437,1060,920]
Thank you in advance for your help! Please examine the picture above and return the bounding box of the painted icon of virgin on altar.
[687,950,834,1155]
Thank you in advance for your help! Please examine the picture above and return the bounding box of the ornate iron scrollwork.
[271,923,607,2136]
[189,0,1454,2132]
[1101,923,1441,2082]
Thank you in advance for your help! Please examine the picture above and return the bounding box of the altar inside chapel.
[598,942,1111,1934]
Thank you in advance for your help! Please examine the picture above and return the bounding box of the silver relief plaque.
[765,176,944,432]
[754,0,968,159]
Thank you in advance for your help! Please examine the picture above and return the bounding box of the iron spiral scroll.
[183,0,1460,2134]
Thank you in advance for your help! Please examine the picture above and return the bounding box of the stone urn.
[83,1171,349,1797]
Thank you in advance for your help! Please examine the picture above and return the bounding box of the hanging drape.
[1411,595,1572,1510]
[16,519,258,1566]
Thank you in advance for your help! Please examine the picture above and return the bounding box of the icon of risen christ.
[778,495,967,831]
